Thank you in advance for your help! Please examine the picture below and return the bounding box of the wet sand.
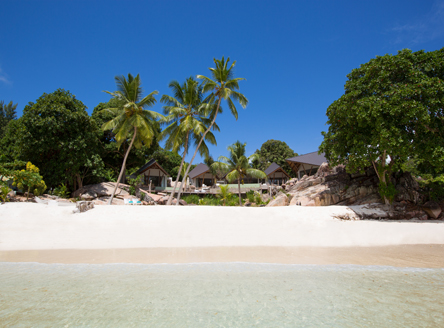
[1,245,443,268]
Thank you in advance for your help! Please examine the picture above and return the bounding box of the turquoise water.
[0,263,443,327]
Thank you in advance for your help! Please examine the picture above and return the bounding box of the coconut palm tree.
[101,73,162,205]
[212,141,266,206]
[175,57,248,205]
[160,77,219,205]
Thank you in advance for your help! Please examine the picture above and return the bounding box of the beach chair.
[133,198,142,205]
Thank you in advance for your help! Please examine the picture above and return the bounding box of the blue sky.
[1,0,444,163]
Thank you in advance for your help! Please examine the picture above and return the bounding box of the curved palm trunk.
[108,127,137,205]
[238,177,242,206]
[175,97,222,205]
[167,132,189,205]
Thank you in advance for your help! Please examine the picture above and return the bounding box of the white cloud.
[390,0,444,44]
[0,66,11,84]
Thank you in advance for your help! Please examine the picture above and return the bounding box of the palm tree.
[101,74,162,205]
[175,57,248,205]
[212,141,266,206]
[160,77,218,205]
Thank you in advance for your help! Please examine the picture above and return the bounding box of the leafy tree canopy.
[319,48,444,203]
[10,89,102,189]
[0,101,17,138]
[254,139,297,177]
[150,149,183,178]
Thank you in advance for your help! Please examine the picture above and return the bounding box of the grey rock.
[74,201,94,213]
[422,201,442,219]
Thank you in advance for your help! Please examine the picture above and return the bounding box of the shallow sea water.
[0,262,443,327]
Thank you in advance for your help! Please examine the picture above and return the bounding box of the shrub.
[53,183,69,198]
[0,185,10,203]
[246,190,255,203]
[254,191,262,204]
[419,174,444,202]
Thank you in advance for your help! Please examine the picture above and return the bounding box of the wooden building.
[286,152,327,179]
[264,162,291,185]
[133,159,170,189]
[188,163,215,187]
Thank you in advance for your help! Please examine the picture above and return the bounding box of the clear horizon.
[1,0,443,163]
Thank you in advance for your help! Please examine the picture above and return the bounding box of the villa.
[264,162,291,186]
[133,159,170,190]
[286,151,327,179]
[188,163,215,188]
[131,151,327,192]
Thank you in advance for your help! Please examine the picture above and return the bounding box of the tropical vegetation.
[100,74,162,205]
[1,50,443,204]
[212,141,267,206]
[175,57,248,205]
[159,77,218,205]
[253,139,297,177]
[320,48,444,204]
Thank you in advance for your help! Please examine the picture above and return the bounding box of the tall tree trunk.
[76,174,83,190]
[372,151,390,205]
[167,131,189,205]
[108,127,137,205]
[175,97,222,205]
[238,177,242,206]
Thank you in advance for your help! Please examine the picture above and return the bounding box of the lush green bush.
[53,183,69,198]
[182,194,200,204]
[246,190,255,203]
[419,174,444,202]
[0,185,10,203]
[254,191,262,204]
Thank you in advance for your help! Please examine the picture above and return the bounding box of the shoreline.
[1,245,444,268]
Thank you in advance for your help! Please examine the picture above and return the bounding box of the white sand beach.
[1,203,443,267]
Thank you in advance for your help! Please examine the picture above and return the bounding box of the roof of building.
[188,163,210,179]
[286,151,327,166]
[134,159,169,176]
[264,162,291,178]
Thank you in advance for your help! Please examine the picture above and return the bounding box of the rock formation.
[266,162,443,220]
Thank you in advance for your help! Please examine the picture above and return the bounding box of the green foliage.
[418,174,444,201]
[378,182,398,204]
[217,185,233,206]
[254,191,262,205]
[3,89,102,189]
[151,149,183,178]
[12,162,47,199]
[0,101,17,138]
[101,74,163,204]
[177,57,249,204]
[127,176,140,196]
[246,190,255,203]
[0,118,26,163]
[182,194,200,204]
[92,98,161,179]
[254,140,297,177]
[320,48,444,203]
[212,141,267,206]
[101,74,161,149]
[0,185,11,203]
[159,77,218,159]
[53,183,69,198]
